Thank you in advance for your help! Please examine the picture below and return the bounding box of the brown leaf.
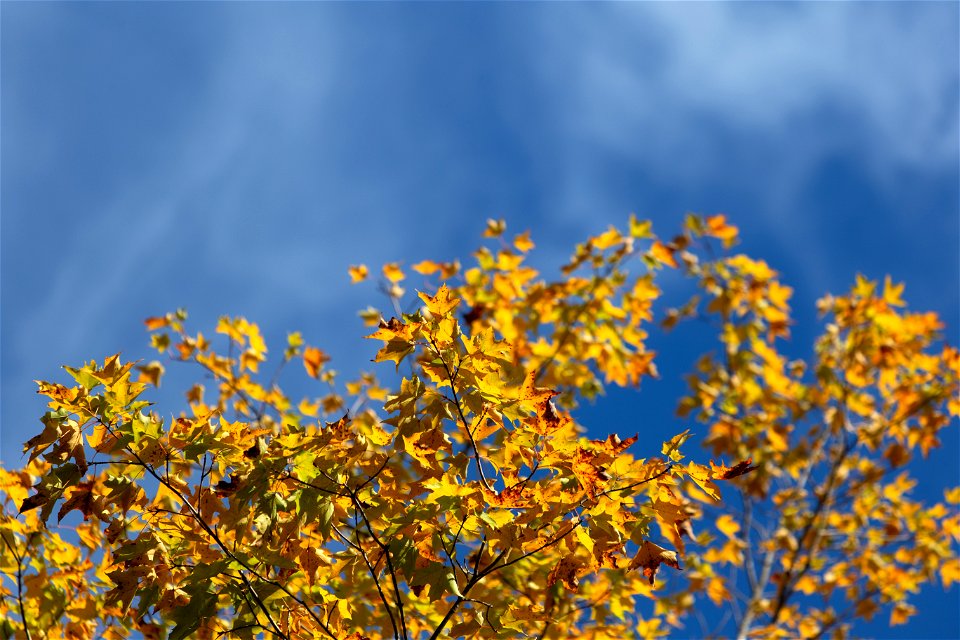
[572,448,607,498]
[594,433,639,456]
[547,555,584,591]
[629,540,681,585]
[19,491,49,514]
[462,305,486,325]
[714,458,758,480]
[57,481,96,523]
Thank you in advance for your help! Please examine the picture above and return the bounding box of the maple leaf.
[57,481,97,523]
[711,458,758,480]
[348,264,369,283]
[302,346,330,378]
[4,215,955,640]
[418,284,461,317]
[547,555,586,591]
[144,316,169,330]
[135,360,165,387]
[630,540,681,585]
[572,447,608,498]
[649,240,678,268]
[705,214,739,247]
[513,231,535,253]
[18,489,49,515]
[382,262,405,283]
[483,218,506,238]
[595,433,639,456]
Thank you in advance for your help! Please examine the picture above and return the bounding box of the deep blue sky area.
[2,3,958,638]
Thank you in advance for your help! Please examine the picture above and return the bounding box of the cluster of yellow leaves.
[665,250,958,637]
[0,214,953,640]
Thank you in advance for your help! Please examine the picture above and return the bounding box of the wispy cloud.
[4,3,957,466]
[503,2,958,298]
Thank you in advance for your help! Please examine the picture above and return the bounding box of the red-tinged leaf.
[462,305,486,325]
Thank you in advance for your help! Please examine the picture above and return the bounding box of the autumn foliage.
[1,215,956,639]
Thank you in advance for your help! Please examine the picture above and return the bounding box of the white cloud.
[513,2,957,292]
[560,3,956,168]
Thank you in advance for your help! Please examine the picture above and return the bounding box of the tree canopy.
[1,215,956,639]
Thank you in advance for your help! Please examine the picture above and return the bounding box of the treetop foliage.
[1,214,956,639]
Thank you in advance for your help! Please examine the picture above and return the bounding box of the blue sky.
[2,2,958,637]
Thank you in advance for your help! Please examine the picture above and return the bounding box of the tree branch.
[1,533,31,640]
[427,336,493,492]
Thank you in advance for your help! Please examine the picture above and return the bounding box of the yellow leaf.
[298,398,320,417]
[686,462,720,501]
[649,241,678,268]
[662,430,691,462]
[382,262,405,283]
[348,264,369,283]
[411,260,440,275]
[629,214,654,239]
[593,226,623,250]
[942,558,960,587]
[418,284,461,317]
[705,214,739,247]
[513,231,535,253]
[890,602,916,626]
[135,361,165,388]
[483,218,506,238]
[716,514,740,538]
[883,275,906,307]
[144,316,169,331]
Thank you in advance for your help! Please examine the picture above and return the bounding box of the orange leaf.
[649,241,678,268]
[303,347,329,378]
[705,214,739,247]
[513,231,535,253]
[144,316,169,331]
[348,264,369,283]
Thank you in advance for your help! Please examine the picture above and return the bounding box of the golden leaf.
[348,264,369,283]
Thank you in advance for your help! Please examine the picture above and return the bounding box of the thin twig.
[1,534,32,640]
[353,521,400,640]
[427,336,493,492]
[350,492,408,640]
